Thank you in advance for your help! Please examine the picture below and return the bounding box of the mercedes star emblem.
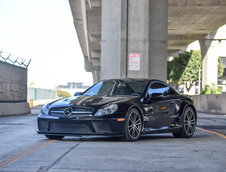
[64,107,73,116]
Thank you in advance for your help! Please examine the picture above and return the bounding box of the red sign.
[128,53,140,71]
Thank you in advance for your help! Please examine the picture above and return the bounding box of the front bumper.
[37,114,125,136]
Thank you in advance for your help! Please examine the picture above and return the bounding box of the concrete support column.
[101,0,127,79]
[92,68,100,83]
[127,0,168,80]
[199,33,219,88]
[101,0,168,81]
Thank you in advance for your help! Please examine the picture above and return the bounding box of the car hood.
[49,96,137,109]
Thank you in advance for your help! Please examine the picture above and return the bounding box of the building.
[57,82,90,95]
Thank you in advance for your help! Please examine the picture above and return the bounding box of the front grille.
[49,107,94,118]
[50,123,92,133]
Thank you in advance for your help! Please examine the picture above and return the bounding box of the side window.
[168,87,178,95]
[147,82,170,97]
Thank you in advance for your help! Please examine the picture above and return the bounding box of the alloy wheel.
[184,108,196,136]
[172,106,196,138]
[127,109,142,140]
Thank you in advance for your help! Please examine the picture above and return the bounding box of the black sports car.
[37,79,197,141]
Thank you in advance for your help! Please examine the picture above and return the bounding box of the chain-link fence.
[0,50,31,68]
[28,88,56,101]
[28,88,57,107]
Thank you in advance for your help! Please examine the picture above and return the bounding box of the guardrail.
[0,50,31,68]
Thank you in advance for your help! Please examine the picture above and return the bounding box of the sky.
[0,0,93,89]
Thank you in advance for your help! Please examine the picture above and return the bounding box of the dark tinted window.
[147,82,177,97]
[168,87,178,95]
[82,80,147,96]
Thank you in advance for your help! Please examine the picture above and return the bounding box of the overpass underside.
[69,0,226,86]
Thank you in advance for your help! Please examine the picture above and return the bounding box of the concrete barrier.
[0,61,30,116]
[192,94,226,115]
[0,62,27,102]
[0,102,30,116]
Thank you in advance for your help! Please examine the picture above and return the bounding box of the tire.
[173,106,196,138]
[124,108,142,141]
[45,135,64,140]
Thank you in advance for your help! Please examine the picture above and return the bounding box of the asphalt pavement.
[0,107,225,172]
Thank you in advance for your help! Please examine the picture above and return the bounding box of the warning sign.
[128,53,140,71]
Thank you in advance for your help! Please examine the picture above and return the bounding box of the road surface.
[0,108,225,172]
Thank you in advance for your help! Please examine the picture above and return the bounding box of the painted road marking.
[197,127,226,139]
[0,140,57,168]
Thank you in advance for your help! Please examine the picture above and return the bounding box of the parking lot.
[0,108,226,172]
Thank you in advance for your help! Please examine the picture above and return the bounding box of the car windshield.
[82,80,147,97]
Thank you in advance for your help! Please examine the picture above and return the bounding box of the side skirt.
[142,126,182,134]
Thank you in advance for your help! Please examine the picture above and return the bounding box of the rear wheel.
[173,106,196,138]
[124,108,142,141]
[45,135,64,140]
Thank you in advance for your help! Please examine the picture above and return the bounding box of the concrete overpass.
[69,0,226,86]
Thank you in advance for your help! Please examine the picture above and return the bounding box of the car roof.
[101,78,164,83]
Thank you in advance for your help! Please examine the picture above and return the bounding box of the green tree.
[218,57,225,78]
[57,89,71,98]
[168,50,202,92]
[167,50,224,93]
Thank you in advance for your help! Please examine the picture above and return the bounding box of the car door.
[143,81,177,129]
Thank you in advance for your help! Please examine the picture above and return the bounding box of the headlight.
[95,104,118,116]
[41,104,50,115]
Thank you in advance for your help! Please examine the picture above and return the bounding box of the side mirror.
[151,93,163,99]
[74,92,82,96]
[144,93,163,103]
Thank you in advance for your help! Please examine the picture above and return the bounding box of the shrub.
[57,89,71,98]
[201,83,222,94]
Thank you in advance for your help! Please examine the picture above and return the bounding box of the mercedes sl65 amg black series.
[37,79,197,141]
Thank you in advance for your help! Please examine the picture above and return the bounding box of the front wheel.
[173,106,196,138]
[124,108,142,141]
[45,135,64,140]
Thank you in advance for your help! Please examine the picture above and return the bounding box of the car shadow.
[42,131,211,142]
[56,134,176,142]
